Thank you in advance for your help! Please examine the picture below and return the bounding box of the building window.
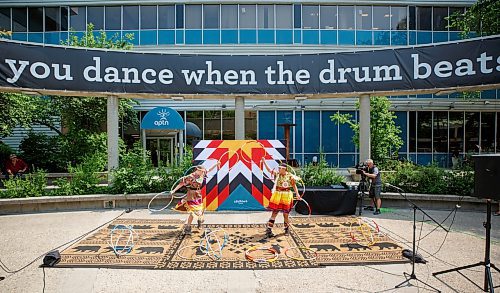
[69,7,86,31]
[433,7,448,31]
[408,6,416,30]
[28,7,43,32]
[417,112,432,152]
[175,5,184,29]
[105,6,121,30]
[123,6,139,30]
[356,6,372,30]
[221,5,237,29]
[141,6,157,30]
[276,5,292,29]
[44,7,68,31]
[87,6,104,30]
[338,6,354,30]
[373,6,390,30]
[433,111,448,153]
[302,5,319,29]
[0,8,10,31]
[481,112,496,153]
[409,111,416,152]
[497,113,500,153]
[204,110,222,140]
[320,5,337,29]
[204,5,220,29]
[464,112,480,153]
[158,5,175,29]
[391,6,407,30]
[239,5,256,29]
[186,111,203,140]
[449,112,464,154]
[258,5,274,29]
[448,7,465,31]
[222,110,235,140]
[185,5,201,29]
[417,6,432,30]
[245,111,257,140]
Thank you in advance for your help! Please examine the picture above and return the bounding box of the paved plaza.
[0,207,499,293]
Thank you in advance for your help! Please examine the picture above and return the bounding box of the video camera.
[355,162,369,175]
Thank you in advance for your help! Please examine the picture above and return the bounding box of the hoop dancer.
[172,163,219,235]
[261,158,301,238]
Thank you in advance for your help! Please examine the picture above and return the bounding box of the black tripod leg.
[491,263,500,273]
[394,272,411,288]
[433,262,483,276]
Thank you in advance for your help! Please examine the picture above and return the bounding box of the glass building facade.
[2,1,498,168]
[0,4,472,46]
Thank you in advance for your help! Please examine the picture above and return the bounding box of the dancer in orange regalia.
[261,158,301,238]
[171,163,218,235]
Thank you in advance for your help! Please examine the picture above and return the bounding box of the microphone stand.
[386,183,449,292]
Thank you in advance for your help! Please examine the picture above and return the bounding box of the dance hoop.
[284,246,318,261]
[349,219,380,247]
[245,246,279,263]
[108,225,137,256]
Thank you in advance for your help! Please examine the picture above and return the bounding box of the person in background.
[362,159,383,215]
[4,154,28,179]
[495,202,500,216]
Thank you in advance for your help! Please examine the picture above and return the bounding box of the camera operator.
[362,159,382,215]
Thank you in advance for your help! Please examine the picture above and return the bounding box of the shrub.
[0,142,14,167]
[52,152,107,195]
[299,155,345,187]
[110,145,194,194]
[1,169,48,198]
[19,132,66,172]
[383,160,474,196]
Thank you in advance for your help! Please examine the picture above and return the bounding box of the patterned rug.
[57,216,405,269]
[58,219,183,269]
[291,216,407,265]
[157,223,318,270]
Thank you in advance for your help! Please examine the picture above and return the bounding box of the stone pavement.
[0,208,499,293]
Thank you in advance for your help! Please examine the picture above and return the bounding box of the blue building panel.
[320,30,337,45]
[221,30,238,44]
[258,111,275,140]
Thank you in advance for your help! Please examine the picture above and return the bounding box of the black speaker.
[473,155,500,200]
[41,250,61,267]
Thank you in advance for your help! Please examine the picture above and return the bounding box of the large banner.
[193,140,285,211]
[0,36,499,97]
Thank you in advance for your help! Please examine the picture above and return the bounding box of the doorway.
[146,137,174,166]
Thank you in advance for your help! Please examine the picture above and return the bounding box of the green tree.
[55,23,138,132]
[331,96,403,164]
[0,93,60,137]
[448,0,500,37]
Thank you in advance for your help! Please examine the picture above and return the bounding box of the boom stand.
[389,185,448,292]
[433,200,499,293]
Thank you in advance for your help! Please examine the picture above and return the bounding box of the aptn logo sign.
[154,109,170,126]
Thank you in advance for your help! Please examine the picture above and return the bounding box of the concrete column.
[107,96,119,175]
[359,94,371,163]
[235,96,245,140]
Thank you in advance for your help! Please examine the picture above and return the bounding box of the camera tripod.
[357,176,368,216]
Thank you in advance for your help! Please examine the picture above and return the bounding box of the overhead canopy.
[0,36,498,99]
[141,107,184,130]
[186,122,202,138]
